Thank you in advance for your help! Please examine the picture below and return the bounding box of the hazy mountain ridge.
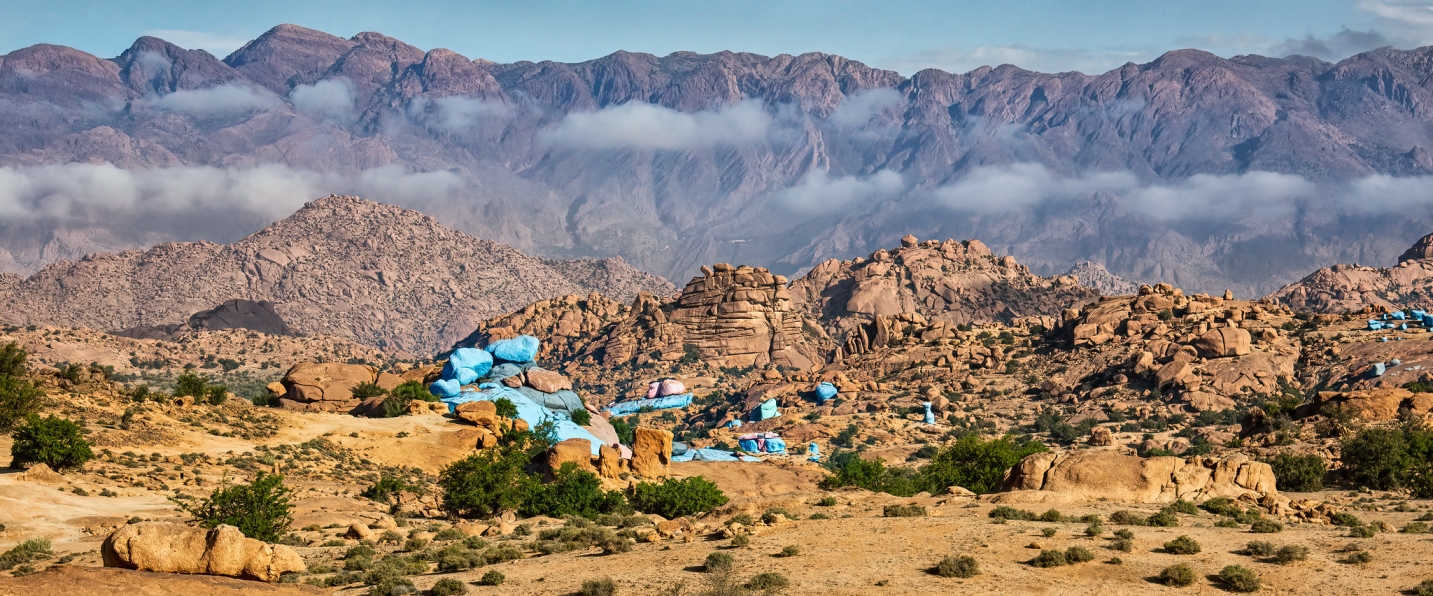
[5,25,1433,295]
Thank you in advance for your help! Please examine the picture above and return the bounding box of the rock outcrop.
[995,450,1279,505]
[102,522,305,582]
[1,195,674,353]
[1064,262,1141,296]
[113,299,296,341]
[631,427,673,478]
[1270,233,1433,313]
[278,362,402,412]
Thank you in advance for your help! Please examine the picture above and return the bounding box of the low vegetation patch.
[935,555,980,578]
[9,414,93,470]
[174,472,293,541]
[821,435,1047,496]
[1163,535,1201,555]
[1159,563,1197,587]
[1218,565,1261,592]
[630,476,728,519]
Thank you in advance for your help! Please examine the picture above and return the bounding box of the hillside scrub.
[1341,424,1433,497]
[630,476,728,518]
[821,434,1047,496]
[0,343,43,432]
[175,472,293,542]
[10,414,93,470]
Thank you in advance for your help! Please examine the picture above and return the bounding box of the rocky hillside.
[1268,232,1433,312]
[1064,262,1140,296]
[0,195,673,353]
[10,25,1433,295]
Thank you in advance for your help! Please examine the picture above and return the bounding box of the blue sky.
[3,0,1433,74]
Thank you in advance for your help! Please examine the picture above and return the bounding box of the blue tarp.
[1393,311,1408,320]
[603,393,694,416]
[807,442,820,462]
[671,448,762,463]
[446,347,494,378]
[751,398,779,421]
[815,382,838,404]
[487,335,540,363]
[441,383,606,455]
[922,401,936,424]
[726,420,742,429]
[765,437,787,453]
[738,439,759,452]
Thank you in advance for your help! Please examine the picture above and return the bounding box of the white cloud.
[777,170,906,213]
[544,100,772,150]
[883,45,1158,76]
[1360,0,1433,26]
[1269,28,1391,60]
[827,88,905,128]
[0,163,467,224]
[407,95,513,130]
[142,29,252,58]
[930,164,1139,213]
[144,83,279,116]
[1125,171,1315,221]
[290,78,356,122]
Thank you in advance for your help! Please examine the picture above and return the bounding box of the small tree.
[0,375,44,432]
[350,382,386,400]
[921,434,1048,494]
[205,384,229,405]
[523,463,628,518]
[1266,452,1325,492]
[0,342,28,377]
[10,415,92,470]
[438,445,539,518]
[173,372,208,399]
[175,472,294,542]
[493,397,518,419]
[630,476,728,518]
[389,380,433,403]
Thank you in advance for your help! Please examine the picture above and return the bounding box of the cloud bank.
[544,100,772,150]
[290,78,356,122]
[827,88,905,128]
[778,170,906,213]
[144,83,279,116]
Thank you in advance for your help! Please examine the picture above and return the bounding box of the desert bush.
[989,506,1038,521]
[362,476,415,504]
[1266,452,1326,492]
[173,372,209,399]
[819,451,925,496]
[1065,546,1094,563]
[579,577,617,596]
[920,434,1048,494]
[883,504,926,517]
[365,576,415,596]
[0,343,26,377]
[746,572,788,592]
[9,414,93,470]
[434,527,465,541]
[430,577,468,595]
[630,476,728,519]
[1403,522,1430,534]
[1245,541,1275,556]
[1250,518,1283,533]
[523,463,628,518]
[350,382,386,400]
[438,444,539,518]
[1038,508,1064,522]
[1163,535,1201,555]
[492,397,518,419]
[0,373,44,432]
[1341,424,1433,497]
[1085,522,1104,537]
[817,497,837,506]
[935,555,980,578]
[705,551,735,572]
[1348,525,1376,538]
[1341,550,1373,564]
[389,381,433,403]
[730,534,750,548]
[1109,510,1147,526]
[482,544,523,564]
[1273,545,1308,564]
[1159,562,1197,587]
[1147,510,1180,527]
[1331,512,1364,527]
[0,538,52,571]
[569,408,592,426]
[175,472,293,541]
[778,545,800,557]
[1165,500,1198,515]
[1218,565,1261,592]
[1200,497,1241,517]
[1113,528,1134,539]
[1031,549,1067,568]
[1041,527,1057,538]
[478,570,505,585]
[402,537,427,552]
[1109,538,1133,552]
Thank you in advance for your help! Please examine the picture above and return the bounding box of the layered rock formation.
[1064,262,1141,296]
[102,522,306,582]
[0,195,673,353]
[113,299,295,341]
[789,235,1098,354]
[276,362,404,412]
[994,450,1279,505]
[1269,232,1433,312]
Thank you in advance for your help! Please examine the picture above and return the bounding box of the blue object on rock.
[1393,311,1408,320]
[447,347,494,378]
[486,335,540,363]
[671,448,759,463]
[726,419,743,429]
[430,379,461,398]
[765,437,787,453]
[1392,359,1402,366]
[672,442,689,456]
[441,384,605,455]
[807,442,820,462]
[1373,362,1387,376]
[603,393,694,416]
[752,398,779,421]
[923,401,936,424]
[485,363,524,381]
[738,439,759,452]
[1369,320,1385,330]
[815,382,838,404]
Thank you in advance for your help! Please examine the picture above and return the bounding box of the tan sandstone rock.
[102,522,305,582]
[1192,327,1252,358]
[997,451,1279,504]
[524,368,572,393]
[631,427,673,478]
[547,438,596,473]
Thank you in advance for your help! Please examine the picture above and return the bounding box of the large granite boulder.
[101,522,305,582]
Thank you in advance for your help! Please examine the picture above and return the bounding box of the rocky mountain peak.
[1399,232,1433,263]
[1064,261,1141,296]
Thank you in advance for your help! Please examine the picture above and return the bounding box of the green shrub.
[705,551,734,572]
[0,373,44,432]
[1147,510,1179,527]
[0,343,26,377]
[1065,546,1094,563]
[351,382,386,400]
[1403,522,1430,534]
[630,476,728,519]
[1085,522,1104,537]
[389,381,434,403]
[919,434,1048,494]
[746,572,788,591]
[609,417,634,446]
[817,496,838,506]
[1113,528,1134,539]
[10,415,93,470]
[1038,509,1064,522]
[778,545,800,557]
[1109,510,1147,526]
[1163,535,1201,555]
[1200,497,1241,517]
[1266,452,1326,492]
[366,576,415,596]
[580,577,617,596]
[1273,545,1307,564]
[1218,565,1261,592]
[493,398,518,419]
[989,506,1038,521]
[1031,549,1067,567]
[1418,580,1433,596]
[1246,540,1275,556]
[523,463,628,518]
[1215,518,1241,528]
[1250,518,1283,533]
[477,570,505,585]
[438,445,539,518]
[730,534,750,548]
[173,372,208,399]
[819,451,925,496]
[362,476,415,504]
[1109,538,1133,552]
[1041,527,1057,538]
[883,504,926,517]
[1159,563,1197,587]
[482,545,523,564]
[381,398,406,418]
[0,538,52,571]
[174,472,293,541]
[935,555,980,578]
[570,408,592,426]
[1341,425,1433,497]
[431,577,468,596]
[1330,512,1363,527]
[434,527,465,541]
[1341,549,1373,564]
[1348,525,1376,538]
[205,384,229,405]
[1166,500,1198,515]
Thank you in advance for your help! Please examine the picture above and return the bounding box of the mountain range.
[6,24,1433,295]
